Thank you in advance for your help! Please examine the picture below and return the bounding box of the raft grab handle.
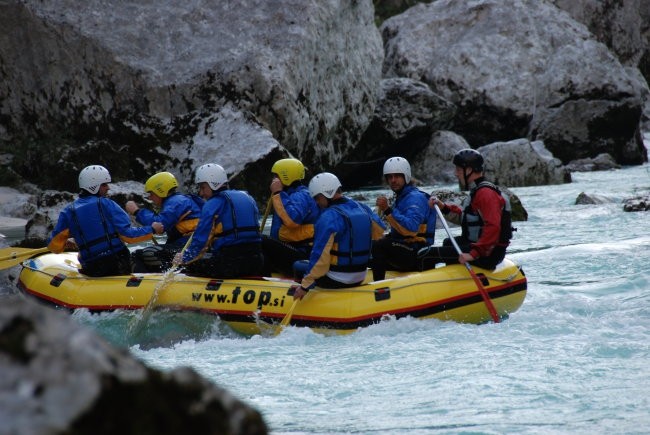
[374,287,390,302]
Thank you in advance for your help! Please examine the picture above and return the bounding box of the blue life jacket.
[327,199,373,273]
[69,196,124,262]
[209,189,261,251]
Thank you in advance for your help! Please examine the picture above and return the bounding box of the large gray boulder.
[381,0,648,165]
[478,139,571,187]
[336,77,456,187]
[0,0,383,195]
[551,0,649,74]
[411,130,470,185]
[550,0,650,131]
[566,153,621,172]
[0,297,267,434]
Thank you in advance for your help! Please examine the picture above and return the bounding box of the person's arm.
[300,233,335,290]
[181,199,220,263]
[429,196,462,225]
[296,211,339,289]
[273,188,315,228]
[386,192,427,236]
[106,199,153,244]
[134,196,186,230]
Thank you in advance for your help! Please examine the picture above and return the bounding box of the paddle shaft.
[260,197,273,233]
[274,298,299,336]
[0,247,49,270]
[433,204,500,323]
[129,233,196,338]
[280,299,298,327]
[144,233,193,309]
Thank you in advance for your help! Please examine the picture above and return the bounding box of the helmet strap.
[463,168,473,190]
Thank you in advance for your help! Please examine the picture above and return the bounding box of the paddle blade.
[0,247,49,270]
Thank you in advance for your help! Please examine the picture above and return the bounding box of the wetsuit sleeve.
[105,199,153,243]
[300,233,336,289]
[135,195,187,230]
[272,190,313,228]
[134,208,156,226]
[386,193,427,236]
[441,203,463,225]
[299,210,340,288]
[182,198,221,263]
[469,188,503,259]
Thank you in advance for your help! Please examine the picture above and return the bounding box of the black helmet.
[452,149,484,172]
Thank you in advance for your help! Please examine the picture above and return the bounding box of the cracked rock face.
[0,297,267,434]
[551,0,649,71]
[0,0,383,193]
[381,0,648,165]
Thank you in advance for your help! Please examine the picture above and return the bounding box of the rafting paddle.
[127,235,194,337]
[275,298,298,335]
[433,204,500,323]
[0,247,49,270]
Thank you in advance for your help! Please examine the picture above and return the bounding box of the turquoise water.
[6,164,650,434]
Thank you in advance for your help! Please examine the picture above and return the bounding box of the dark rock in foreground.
[0,297,267,435]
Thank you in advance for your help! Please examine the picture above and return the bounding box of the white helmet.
[308,172,341,199]
[78,165,111,194]
[195,163,228,191]
[383,157,411,183]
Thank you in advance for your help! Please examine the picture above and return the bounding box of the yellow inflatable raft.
[18,252,527,335]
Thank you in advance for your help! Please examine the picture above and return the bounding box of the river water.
[3,161,650,434]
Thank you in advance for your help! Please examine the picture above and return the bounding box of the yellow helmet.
[144,172,178,198]
[271,158,305,186]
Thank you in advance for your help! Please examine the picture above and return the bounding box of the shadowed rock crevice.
[0,315,35,363]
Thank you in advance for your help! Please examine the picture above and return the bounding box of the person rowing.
[291,172,385,299]
[418,149,513,271]
[370,157,436,281]
[174,163,264,278]
[47,165,159,276]
[261,158,320,277]
[126,171,203,272]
